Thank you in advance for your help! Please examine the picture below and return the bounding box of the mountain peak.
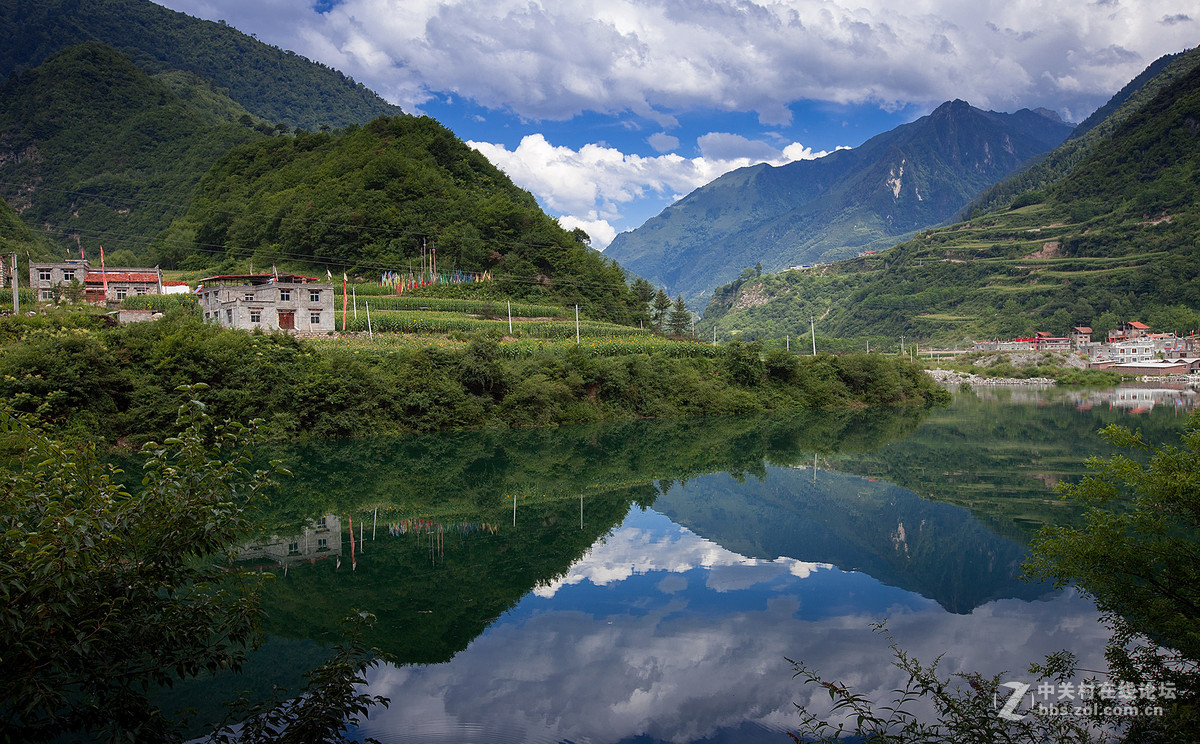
[1031,107,1066,124]
[932,99,974,115]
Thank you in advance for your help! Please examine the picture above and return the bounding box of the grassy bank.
[0,307,949,445]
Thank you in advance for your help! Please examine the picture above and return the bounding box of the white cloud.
[161,0,1197,123]
[647,132,679,153]
[470,132,836,248]
[156,0,1197,248]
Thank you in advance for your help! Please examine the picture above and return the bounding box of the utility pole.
[810,316,816,355]
[10,254,17,314]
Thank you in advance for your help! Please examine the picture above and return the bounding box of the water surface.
[213,387,1192,742]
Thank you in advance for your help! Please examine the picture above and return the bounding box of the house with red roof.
[29,260,163,302]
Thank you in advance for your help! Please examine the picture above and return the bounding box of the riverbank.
[925,368,1057,386]
[0,309,950,447]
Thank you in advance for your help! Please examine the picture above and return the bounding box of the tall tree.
[667,294,691,337]
[652,288,672,331]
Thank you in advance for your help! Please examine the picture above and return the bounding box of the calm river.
[189,384,1196,742]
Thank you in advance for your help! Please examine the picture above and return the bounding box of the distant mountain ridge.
[605,101,1073,302]
[699,47,1200,346]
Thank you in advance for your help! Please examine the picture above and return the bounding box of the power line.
[2,218,645,296]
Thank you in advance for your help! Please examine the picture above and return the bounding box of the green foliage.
[0,397,394,742]
[667,294,692,336]
[0,398,279,740]
[348,295,568,318]
[120,293,199,312]
[163,115,641,321]
[0,311,948,446]
[791,623,1102,743]
[1024,413,1200,741]
[0,42,266,260]
[0,0,403,131]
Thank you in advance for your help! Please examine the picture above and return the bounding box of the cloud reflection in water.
[356,509,1108,744]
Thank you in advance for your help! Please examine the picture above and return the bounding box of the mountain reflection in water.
[207,389,1188,743]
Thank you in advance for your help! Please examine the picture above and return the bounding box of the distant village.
[973,322,1200,377]
[16,259,1200,381]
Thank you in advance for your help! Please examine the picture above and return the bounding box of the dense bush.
[0,312,949,445]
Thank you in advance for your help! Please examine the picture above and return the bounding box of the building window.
[317,538,328,552]
[136,287,147,295]
[226,309,233,323]
[115,287,127,300]
[249,309,261,323]
[310,311,321,325]
[309,290,321,302]
[288,541,300,555]
[279,289,291,301]
[244,293,254,301]
[62,271,74,281]
[40,290,54,300]
[38,269,52,282]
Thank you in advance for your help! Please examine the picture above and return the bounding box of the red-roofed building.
[1108,321,1150,343]
[29,260,163,302]
[162,280,192,294]
[83,268,163,302]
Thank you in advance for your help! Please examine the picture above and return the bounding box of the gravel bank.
[925,368,1057,386]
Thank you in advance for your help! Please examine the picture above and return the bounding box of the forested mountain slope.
[159,115,640,321]
[0,0,403,131]
[604,101,1072,303]
[701,52,1200,346]
[0,42,266,262]
[966,47,1200,217]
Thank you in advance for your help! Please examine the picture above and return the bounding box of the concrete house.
[29,260,90,300]
[198,273,335,333]
[29,260,163,302]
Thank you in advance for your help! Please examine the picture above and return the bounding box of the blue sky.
[156,0,1196,248]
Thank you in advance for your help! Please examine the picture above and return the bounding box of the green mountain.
[0,197,55,260]
[157,114,639,319]
[0,0,403,131]
[702,49,1200,346]
[0,42,266,261]
[965,48,1200,217]
[0,40,640,318]
[604,101,1073,303]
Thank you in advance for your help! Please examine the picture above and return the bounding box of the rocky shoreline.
[925,368,1057,386]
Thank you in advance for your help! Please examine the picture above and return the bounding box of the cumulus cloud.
[157,0,1197,248]
[470,132,836,247]
[161,0,1197,122]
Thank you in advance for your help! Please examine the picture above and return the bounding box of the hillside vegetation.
[0,307,949,447]
[966,47,1200,216]
[0,0,403,131]
[702,49,1200,346]
[0,43,266,257]
[157,114,641,321]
